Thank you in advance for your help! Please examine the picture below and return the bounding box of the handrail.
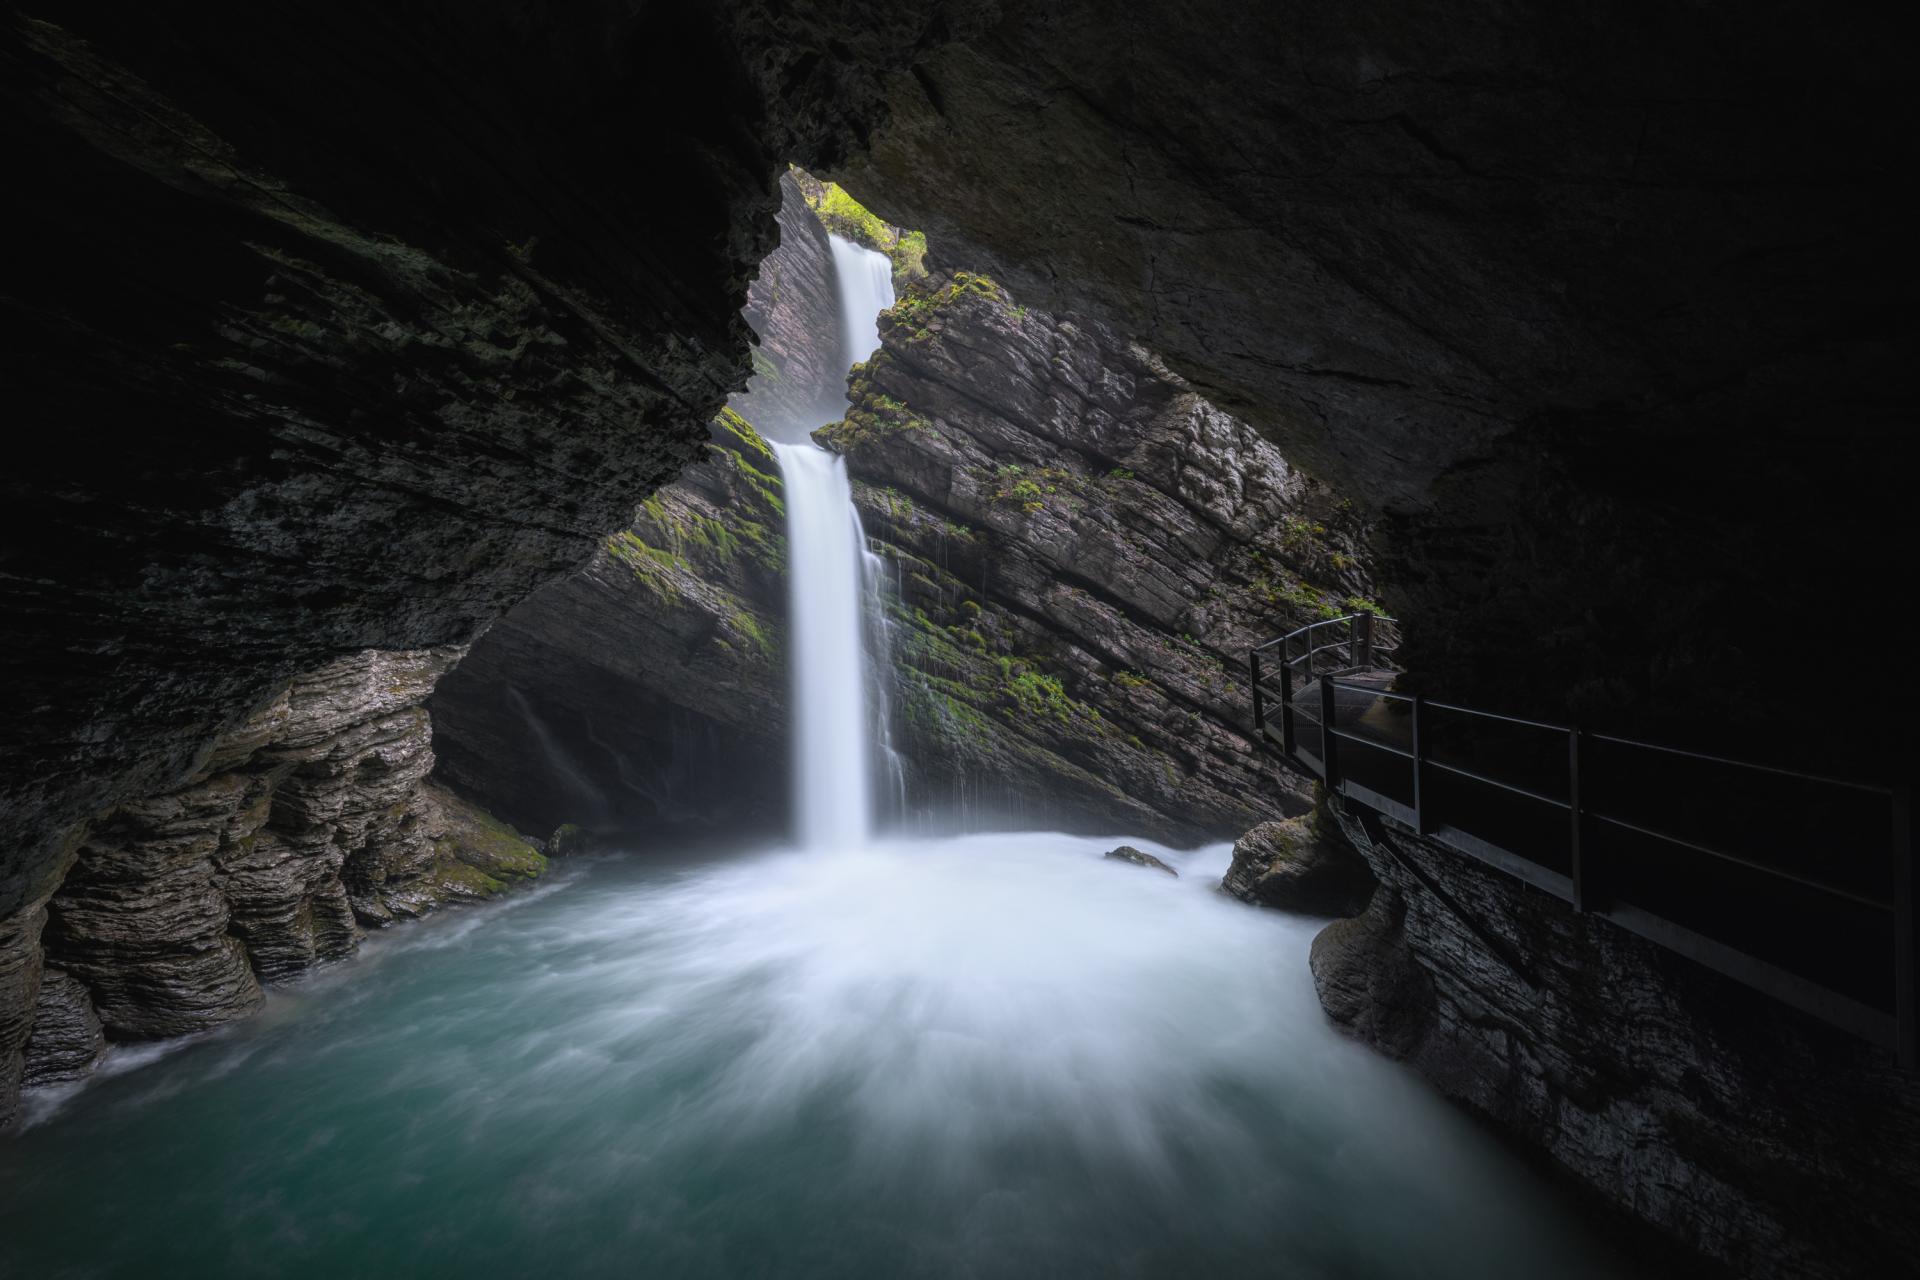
[1245,612,1917,1069]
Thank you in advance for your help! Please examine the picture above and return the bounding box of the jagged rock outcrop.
[1309,801,1920,1279]
[1103,846,1177,877]
[1222,809,1375,916]
[821,273,1379,841]
[729,171,849,436]
[0,648,545,1119]
[430,411,790,839]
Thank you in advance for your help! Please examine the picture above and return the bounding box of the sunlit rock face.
[838,1,1914,754]
[728,171,850,435]
[824,273,1379,840]
[1311,803,1920,1280]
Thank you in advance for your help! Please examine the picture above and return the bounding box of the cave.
[1,4,1913,1276]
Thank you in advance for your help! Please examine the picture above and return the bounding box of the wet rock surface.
[825,273,1378,840]
[1310,801,1920,1279]
[1,648,546,1119]
[21,970,105,1087]
[1222,810,1375,916]
[1103,846,1177,877]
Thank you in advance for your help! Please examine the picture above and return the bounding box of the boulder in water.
[1222,809,1374,916]
[549,824,592,858]
[1103,845,1178,877]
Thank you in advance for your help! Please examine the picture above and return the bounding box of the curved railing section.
[1248,614,1916,1068]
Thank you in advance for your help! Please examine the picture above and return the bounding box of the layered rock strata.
[728,171,851,436]
[1,649,544,1125]
[1310,802,1920,1279]
[824,273,1380,841]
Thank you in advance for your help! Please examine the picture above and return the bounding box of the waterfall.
[771,235,897,851]
[828,234,896,372]
[772,442,876,850]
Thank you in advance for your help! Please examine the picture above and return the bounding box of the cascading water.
[770,234,898,850]
[828,233,896,374]
[771,441,876,850]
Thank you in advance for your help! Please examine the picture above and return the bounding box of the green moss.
[606,530,688,605]
[713,405,776,466]
[882,272,1005,344]
[818,388,933,454]
[728,609,778,660]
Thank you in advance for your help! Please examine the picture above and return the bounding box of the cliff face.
[823,274,1378,840]
[429,412,790,840]
[1310,803,1920,1279]
[1,650,546,1127]
[728,171,849,437]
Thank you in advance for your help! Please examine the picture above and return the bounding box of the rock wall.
[430,411,791,840]
[728,170,850,437]
[824,273,1380,840]
[1,649,546,1127]
[1309,801,1920,1278]
[838,1,1914,759]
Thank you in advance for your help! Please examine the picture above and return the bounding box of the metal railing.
[1248,613,1918,1068]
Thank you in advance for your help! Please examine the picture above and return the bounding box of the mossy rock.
[549,823,592,858]
[1221,807,1374,915]
[420,782,548,899]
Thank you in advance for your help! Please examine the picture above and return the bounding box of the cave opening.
[3,6,1915,1277]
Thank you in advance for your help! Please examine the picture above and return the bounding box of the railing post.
[1250,650,1265,739]
[1412,694,1430,835]
[1320,677,1340,791]
[1354,613,1374,669]
[1279,658,1296,757]
[1568,725,1590,912]
[1895,783,1915,1068]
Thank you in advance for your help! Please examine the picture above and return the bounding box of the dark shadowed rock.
[1311,800,1920,1280]
[429,409,790,840]
[841,0,1913,761]
[21,969,105,1087]
[26,649,543,1089]
[1104,846,1177,877]
[548,825,593,860]
[1223,810,1375,916]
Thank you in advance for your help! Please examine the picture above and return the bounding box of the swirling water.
[1,834,1630,1278]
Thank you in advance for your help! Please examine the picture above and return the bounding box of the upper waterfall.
[828,234,896,369]
[773,235,898,851]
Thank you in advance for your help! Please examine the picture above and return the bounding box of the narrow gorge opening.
[2,9,1911,1278]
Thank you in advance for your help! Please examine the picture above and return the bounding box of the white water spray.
[772,235,898,850]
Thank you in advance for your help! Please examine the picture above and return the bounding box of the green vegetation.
[606,530,687,605]
[800,177,929,285]
[817,383,933,453]
[882,272,1005,345]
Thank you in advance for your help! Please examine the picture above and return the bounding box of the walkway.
[1249,614,1916,1066]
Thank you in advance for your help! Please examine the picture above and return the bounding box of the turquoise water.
[1,834,1629,1278]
